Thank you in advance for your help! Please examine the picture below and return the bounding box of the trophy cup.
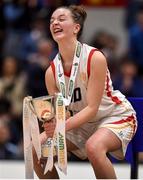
[23,93,67,176]
[29,95,56,158]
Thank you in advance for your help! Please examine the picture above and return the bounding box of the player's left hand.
[43,121,56,138]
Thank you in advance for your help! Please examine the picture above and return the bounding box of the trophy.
[23,93,67,177]
[29,95,56,158]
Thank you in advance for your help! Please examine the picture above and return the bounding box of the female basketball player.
[33,5,137,179]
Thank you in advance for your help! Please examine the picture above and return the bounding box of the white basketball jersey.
[51,43,126,122]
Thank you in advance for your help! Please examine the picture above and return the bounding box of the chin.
[54,31,69,40]
[53,35,66,43]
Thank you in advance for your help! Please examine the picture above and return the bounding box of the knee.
[85,138,106,162]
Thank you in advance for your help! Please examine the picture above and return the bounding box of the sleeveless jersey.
[50,43,126,122]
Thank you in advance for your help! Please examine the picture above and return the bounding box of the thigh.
[88,127,122,152]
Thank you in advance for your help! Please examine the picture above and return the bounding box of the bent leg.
[85,127,122,179]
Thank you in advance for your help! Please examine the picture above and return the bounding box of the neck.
[58,39,78,63]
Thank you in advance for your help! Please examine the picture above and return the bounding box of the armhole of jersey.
[50,61,55,80]
[87,49,100,77]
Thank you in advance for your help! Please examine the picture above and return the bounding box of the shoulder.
[89,50,107,77]
[45,65,53,76]
[82,43,107,76]
[45,62,55,81]
[90,49,107,68]
[45,62,58,94]
[92,49,106,60]
[45,53,58,78]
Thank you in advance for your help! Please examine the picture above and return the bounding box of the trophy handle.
[29,100,37,115]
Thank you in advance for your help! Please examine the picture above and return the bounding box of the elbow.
[88,105,98,120]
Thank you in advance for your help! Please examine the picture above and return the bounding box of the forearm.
[66,105,98,131]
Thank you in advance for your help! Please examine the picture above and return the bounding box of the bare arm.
[44,66,59,137]
[66,51,107,131]
[45,66,59,95]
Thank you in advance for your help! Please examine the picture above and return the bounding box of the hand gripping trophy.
[23,93,67,178]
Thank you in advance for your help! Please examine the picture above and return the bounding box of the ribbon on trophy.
[23,96,41,179]
[56,93,67,174]
[23,93,67,178]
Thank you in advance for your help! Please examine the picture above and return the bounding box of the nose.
[51,19,59,26]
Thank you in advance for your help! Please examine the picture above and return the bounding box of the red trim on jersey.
[106,72,122,104]
[132,114,137,136]
[110,114,137,136]
[64,69,71,77]
[87,49,98,77]
[50,61,72,78]
[111,114,134,124]
[50,61,55,79]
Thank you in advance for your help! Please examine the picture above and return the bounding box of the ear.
[73,24,81,35]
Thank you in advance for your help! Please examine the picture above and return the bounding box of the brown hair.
[56,5,87,39]
[69,5,87,39]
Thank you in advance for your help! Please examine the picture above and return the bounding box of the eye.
[59,17,66,22]
[50,18,54,24]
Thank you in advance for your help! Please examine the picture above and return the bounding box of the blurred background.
[0,0,143,178]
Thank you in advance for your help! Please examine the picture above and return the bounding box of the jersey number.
[71,87,81,103]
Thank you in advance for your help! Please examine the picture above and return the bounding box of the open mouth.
[53,28,63,34]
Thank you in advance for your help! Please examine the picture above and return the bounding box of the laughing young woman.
[33,5,137,179]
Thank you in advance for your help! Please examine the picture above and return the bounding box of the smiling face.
[50,8,80,43]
